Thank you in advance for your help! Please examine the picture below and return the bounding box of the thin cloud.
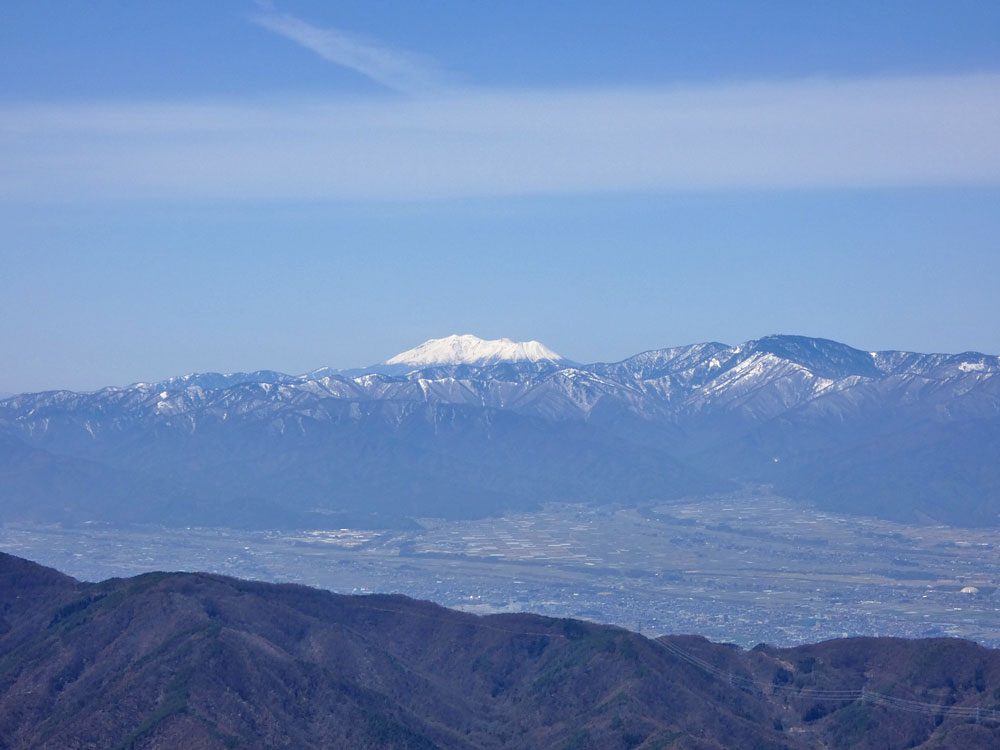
[250,9,444,95]
[2,74,999,202]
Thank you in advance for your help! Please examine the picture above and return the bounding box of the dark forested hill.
[1,552,998,749]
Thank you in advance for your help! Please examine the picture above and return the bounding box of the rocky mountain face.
[0,334,997,527]
[1,552,999,750]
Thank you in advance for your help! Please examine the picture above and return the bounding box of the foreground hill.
[1,552,999,749]
[1,334,998,527]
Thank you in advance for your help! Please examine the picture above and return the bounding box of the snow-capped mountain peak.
[386,334,564,366]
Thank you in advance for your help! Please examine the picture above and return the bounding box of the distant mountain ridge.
[0,334,997,527]
[2,551,999,749]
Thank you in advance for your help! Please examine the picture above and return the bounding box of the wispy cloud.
[250,7,444,95]
[2,74,999,202]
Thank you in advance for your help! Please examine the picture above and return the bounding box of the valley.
[4,489,998,649]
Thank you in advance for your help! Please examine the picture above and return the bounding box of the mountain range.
[0,334,997,528]
[2,551,999,749]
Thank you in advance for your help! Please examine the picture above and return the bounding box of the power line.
[336,600,999,724]
[654,637,1000,723]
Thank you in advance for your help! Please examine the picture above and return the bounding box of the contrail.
[250,8,445,95]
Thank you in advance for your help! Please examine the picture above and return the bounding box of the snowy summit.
[386,334,564,367]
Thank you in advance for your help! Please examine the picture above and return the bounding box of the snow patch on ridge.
[386,334,564,366]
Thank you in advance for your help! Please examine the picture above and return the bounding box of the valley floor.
[2,490,997,648]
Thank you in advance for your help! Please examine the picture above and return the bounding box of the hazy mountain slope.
[0,430,211,525]
[776,417,1000,526]
[0,334,997,527]
[1,553,998,749]
[0,400,725,527]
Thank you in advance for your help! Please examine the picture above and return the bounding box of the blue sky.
[2,1,999,392]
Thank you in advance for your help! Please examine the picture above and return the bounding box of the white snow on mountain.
[385,334,564,366]
[3,335,996,435]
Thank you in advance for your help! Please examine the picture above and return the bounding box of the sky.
[2,1,999,392]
